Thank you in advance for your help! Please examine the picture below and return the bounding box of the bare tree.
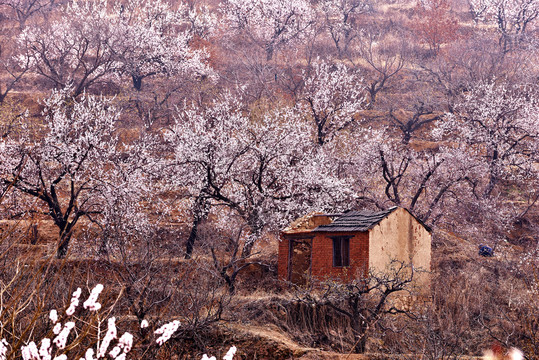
[355,23,407,108]
[469,0,539,52]
[294,260,416,353]
[318,0,370,58]
[0,0,61,29]
[221,0,316,61]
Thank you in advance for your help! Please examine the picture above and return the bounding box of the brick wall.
[279,231,370,283]
[311,231,369,281]
[277,234,290,281]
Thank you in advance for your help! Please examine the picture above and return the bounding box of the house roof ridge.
[313,206,399,232]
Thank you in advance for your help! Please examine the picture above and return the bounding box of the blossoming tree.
[17,0,118,97]
[298,59,366,145]
[17,0,216,96]
[0,89,155,258]
[167,93,351,257]
[318,0,369,58]
[438,81,539,198]
[107,0,216,91]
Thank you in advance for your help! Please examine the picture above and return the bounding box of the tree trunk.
[55,218,79,258]
[56,231,73,258]
[132,75,143,91]
[184,194,210,259]
[30,224,38,245]
[367,82,378,109]
[266,44,274,61]
[351,317,368,353]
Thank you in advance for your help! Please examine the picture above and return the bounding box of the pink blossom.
[0,339,8,360]
[83,348,95,360]
[221,0,315,60]
[53,323,62,335]
[223,346,237,360]
[118,332,133,353]
[299,58,365,145]
[140,319,149,329]
[53,355,67,360]
[109,346,122,359]
[201,346,237,360]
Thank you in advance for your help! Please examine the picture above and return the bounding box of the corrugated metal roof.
[313,207,398,232]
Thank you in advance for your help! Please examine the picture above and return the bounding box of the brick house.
[278,207,431,288]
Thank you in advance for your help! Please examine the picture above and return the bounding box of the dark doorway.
[289,238,312,285]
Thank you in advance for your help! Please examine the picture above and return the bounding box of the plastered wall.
[368,207,431,294]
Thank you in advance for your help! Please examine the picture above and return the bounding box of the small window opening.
[333,237,350,267]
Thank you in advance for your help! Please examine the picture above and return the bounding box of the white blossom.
[469,0,539,51]
[0,89,154,258]
[117,333,133,353]
[21,342,39,360]
[97,317,117,358]
[83,284,103,311]
[298,58,366,145]
[53,322,75,350]
[154,320,180,346]
[0,339,8,360]
[107,0,217,90]
[167,94,351,251]
[109,346,121,359]
[440,81,539,198]
[223,346,237,360]
[49,310,58,323]
[39,338,52,360]
[66,288,82,316]
[84,348,95,360]
[221,0,315,59]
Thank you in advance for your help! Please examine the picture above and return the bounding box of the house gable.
[368,207,431,294]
